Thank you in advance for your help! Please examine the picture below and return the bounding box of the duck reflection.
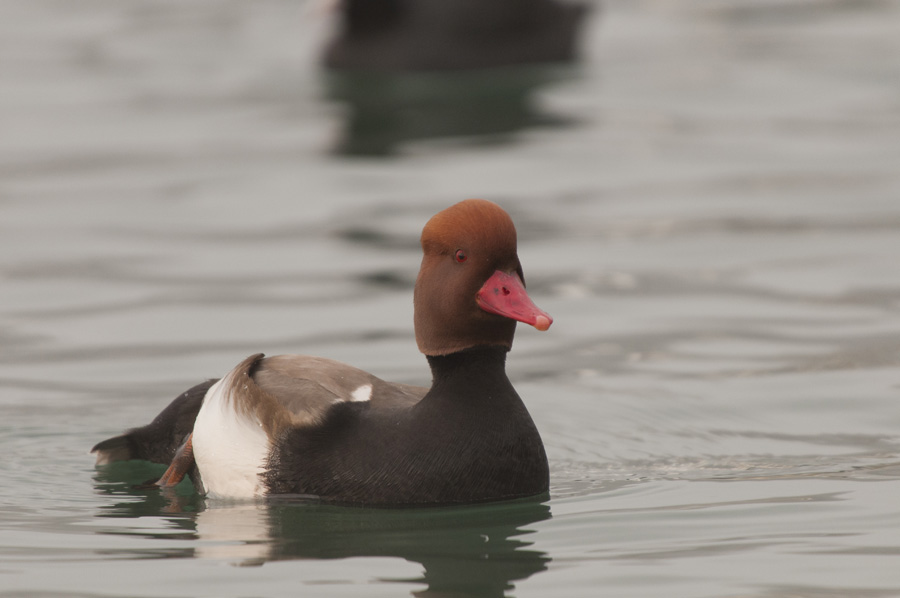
[257,499,551,597]
[94,468,551,597]
[324,67,580,156]
[320,0,588,155]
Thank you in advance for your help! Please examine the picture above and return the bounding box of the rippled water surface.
[3,1,900,597]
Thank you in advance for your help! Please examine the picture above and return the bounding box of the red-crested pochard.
[92,199,553,505]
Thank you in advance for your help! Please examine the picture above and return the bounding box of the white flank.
[192,375,270,499]
[350,383,372,402]
[93,451,114,466]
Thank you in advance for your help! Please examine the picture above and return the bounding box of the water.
[2,1,900,596]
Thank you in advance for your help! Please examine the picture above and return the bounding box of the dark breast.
[263,389,549,505]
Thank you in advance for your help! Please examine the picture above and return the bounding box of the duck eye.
[454,249,467,263]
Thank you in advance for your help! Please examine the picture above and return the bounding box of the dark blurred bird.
[324,0,588,71]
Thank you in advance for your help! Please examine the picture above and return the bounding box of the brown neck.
[414,307,516,356]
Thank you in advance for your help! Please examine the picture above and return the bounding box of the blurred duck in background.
[324,0,587,71]
[320,0,589,155]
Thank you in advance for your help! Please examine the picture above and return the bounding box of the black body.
[264,346,549,505]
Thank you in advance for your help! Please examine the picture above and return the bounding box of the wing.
[91,354,427,471]
[251,354,427,423]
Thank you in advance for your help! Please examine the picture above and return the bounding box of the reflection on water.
[263,500,550,597]
[324,67,580,156]
[93,462,205,542]
[93,466,551,598]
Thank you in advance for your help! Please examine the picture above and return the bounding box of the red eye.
[455,249,467,263]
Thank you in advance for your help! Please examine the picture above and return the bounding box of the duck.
[92,199,553,506]
[324,0,587,71]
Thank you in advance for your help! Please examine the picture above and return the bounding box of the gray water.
[3,1,900,597]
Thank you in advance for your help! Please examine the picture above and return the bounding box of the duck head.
[414,199,553,356]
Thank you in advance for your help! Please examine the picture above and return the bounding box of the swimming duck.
[324,0,587,71]
[92,199,553,505]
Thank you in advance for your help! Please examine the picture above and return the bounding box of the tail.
[91,379,217,466]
